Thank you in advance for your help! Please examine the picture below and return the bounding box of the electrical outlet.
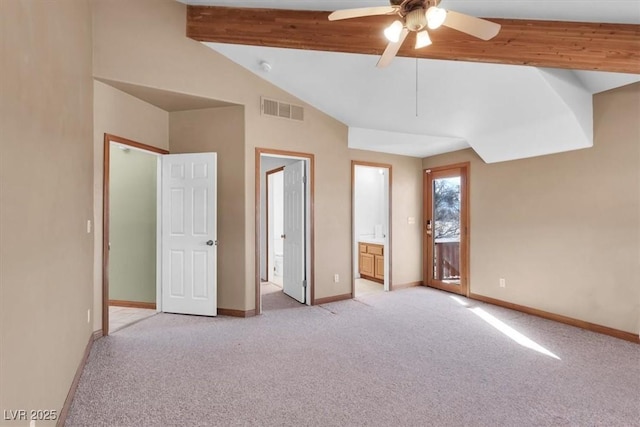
[499,278,506,288]
[87,309,91,323]
[408,217,415,224]
[86,219,92,233]
[334,274,339,283]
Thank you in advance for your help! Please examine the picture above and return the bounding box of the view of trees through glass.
[434,177,461,240]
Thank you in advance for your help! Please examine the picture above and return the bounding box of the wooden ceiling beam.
[187,6,640,74]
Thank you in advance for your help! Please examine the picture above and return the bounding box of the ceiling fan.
[328,0,501,68]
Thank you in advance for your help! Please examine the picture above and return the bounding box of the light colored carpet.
[67,287,640,426]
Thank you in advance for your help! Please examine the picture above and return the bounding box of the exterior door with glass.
[423,164,469,296]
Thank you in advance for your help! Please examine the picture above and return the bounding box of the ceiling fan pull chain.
[415,57,419,117]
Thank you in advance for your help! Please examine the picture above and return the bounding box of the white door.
[161,153,217,316]
[282,160,306,303]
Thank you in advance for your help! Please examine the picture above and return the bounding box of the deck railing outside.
[434,238,460,280]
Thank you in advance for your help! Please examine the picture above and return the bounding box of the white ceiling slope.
[348,127,469,158]
[206,43,640,162]
[190,1,640,162]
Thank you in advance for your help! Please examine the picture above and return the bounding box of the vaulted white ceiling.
[182,0,640,162]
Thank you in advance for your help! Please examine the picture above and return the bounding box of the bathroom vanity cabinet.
[359,242,384,283]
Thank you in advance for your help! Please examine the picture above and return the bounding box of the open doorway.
[266,165,285,288]
[256,148,314,314]
[352,161,392,298]
[102,134,167,335]
[104,134,219,333]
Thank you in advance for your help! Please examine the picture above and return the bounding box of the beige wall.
[109,145,158,303]
[93,81,168,329]
[92,0,424,309]
[169,106,247,311]
[0,0,94,422]
[423,83,640,334]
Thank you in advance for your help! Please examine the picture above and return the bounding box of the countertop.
[359,237,385,245]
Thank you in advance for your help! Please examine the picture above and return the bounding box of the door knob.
[206,240,214,246]
[281,234,286,239]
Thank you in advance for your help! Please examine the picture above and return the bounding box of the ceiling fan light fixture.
[406,9,427,31]
[384,20,404,42]
[426,6,447,30]
[327,2,500,68]
[415,30,432,48]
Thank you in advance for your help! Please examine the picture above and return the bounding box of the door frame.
[265,166,285,282]
[255,148,315,314]
[351,161,393,297]
[102,133,168,336]
[423,162,470,296]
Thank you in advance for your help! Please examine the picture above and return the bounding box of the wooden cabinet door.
[374,255,384,280]
[360,252,374,277]
[367,244,383,256]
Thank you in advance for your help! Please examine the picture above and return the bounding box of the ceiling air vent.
[261,97,304,122]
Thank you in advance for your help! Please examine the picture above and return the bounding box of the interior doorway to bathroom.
[266,166,285,287]
[262,164,302,311]
[352,161,391,298]
[257,149,314,313]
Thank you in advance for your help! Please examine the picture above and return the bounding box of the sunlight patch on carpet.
[470,307,561,360]
[450,295,470,307]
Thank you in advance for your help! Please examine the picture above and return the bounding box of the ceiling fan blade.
[443,10,501,40]
[328,6,397,21]
[376,28,409,68]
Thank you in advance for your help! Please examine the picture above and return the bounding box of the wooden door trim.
[264,166,285,282]
[102,133,168,336]
[351,161,393,298]
[423,162,470,297]
[425,162,471,174]
[255,148,315,314]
